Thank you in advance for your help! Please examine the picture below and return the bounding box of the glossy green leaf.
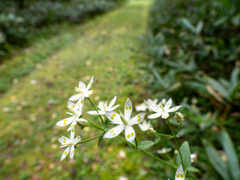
[177,141,191,170]
[196,20,204,34]
[205,75,229,98]
[221,129,240,180]
[202,139,230,180]
[180,18,196,33]
[230,67,239,92]
[138,141,155,150]
[186,166,200,173]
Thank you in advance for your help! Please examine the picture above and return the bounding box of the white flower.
[56,97,86,131]
[191,153,197,162]
[148,98,181,119]
[103,98,145,142]
[69,76,94,101]
[175,165,185,180]
[135,103,148,111]
[138,120,151,131]
[58,128,81,161]
[157,147,172,154]
[87,96,120,115]
[144,99,158,111]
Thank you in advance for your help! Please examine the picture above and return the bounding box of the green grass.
[0,1,175,180]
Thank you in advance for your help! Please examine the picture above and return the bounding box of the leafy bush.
[142,0,240,178]
[0,0,126,60]
[144,0,240,116]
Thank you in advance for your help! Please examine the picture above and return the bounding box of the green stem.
[87,97,106,129]
[141,149,177,170]
[175,121,182,135]
[89,122,106,132]
[76,134,103,145]
[155,132,175,139]
[117,136,200,180]
[167,119,185,171]
[117,136,177,169]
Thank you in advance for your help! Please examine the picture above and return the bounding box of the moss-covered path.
[0,1,153,179]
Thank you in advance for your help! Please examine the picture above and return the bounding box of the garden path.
[0,1,152,179]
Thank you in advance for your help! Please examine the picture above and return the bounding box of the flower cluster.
[54,76,191,180]
[55,76,146,161]
[56,76,94,161]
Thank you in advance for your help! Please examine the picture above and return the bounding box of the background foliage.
[140,0,240,179]
[0,0,126,60]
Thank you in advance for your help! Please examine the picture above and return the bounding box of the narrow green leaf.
[202,139,230,180]
[105,119,109,128]
[98,134,104,147]
[151,68,164,85]
[230,67,239,91]
[177,141,191,170]
[196,20,204,34]
[186,166,200,173]
[205,75,229,98]
[221,128,240,180]
[180,18,196,33]
[214,17,228,27]
[138,141,155,150]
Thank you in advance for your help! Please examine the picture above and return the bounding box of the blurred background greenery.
[0,0,240,179]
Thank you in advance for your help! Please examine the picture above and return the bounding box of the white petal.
[135,103,148,111]
[69,94,82,101]
[128,113,145,125]
[175,165,185,180]
[60,146,70,161]
[162,112,169,119]
[164,98,172,111]
[86,76,94,91]
[125,125,135,142]
[58,136,71,144]
[168,105,182,112]
[152,106,163,113]
[148,112,162,119]
[69,145,75,159]
[84,90,93,97]
[109,104,120,111]
[78,81,86,90]
[97,101,103,109]
[106,111,123,124]
[67,121,77,131]
[70,128,75,140]
[138,120,151,131]
[108,96,117,109]
[87,110,105,115]
[56,116,74,126]
[124,98,133,121]
[76,96,84,110]
[103,124,125,138]
[73,136,81,145]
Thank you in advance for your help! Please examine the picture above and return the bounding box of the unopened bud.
[76,118,88,127]
[174,112,184,122]
[161,98,166,105]
[148,127,156,134]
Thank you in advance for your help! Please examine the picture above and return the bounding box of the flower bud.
[174,112,184,122]
[161,98,166,105]
[76,118,88,127]
[148,127,156,134]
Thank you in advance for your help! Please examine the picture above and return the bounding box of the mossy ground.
[0,1,176,180]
